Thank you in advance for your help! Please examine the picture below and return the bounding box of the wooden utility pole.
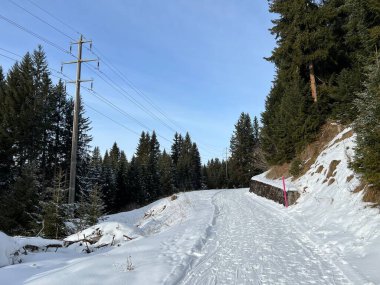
[63,35,97,204]
[309,62,317,103]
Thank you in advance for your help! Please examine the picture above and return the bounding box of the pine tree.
[229,113,256,187]
[88,146,103,188]
[190,143,202,190]
[6,163,40,235]
[252,116,267,172]
[136,131,151,203]
[159,150,174,196]
[85,184,105,226]
[126,156,142,206]
[204,158,227,189]
[352,58,380,188]
[0,66,14,191]
[109,142,121,171]
[177,133,193,191]
[42,170,68,239]
[32,46,54,183]
[147,131,161,200]
[75,100,93,199]
[115,150,129,210]
[101,150,116,212]
[4,53,38,170]
[171,132,183,191]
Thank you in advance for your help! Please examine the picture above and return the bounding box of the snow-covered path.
[1,188,376,284]
[178,189,362,285]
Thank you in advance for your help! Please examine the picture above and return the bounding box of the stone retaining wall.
[249,180,300,206]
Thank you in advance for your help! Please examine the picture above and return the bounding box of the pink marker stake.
[282,176,288,208]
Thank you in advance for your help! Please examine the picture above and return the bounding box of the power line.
[82,86,172,144]
[0,47,74,82]
[91,47,181,131]
[26,0,81,36]
[84,103,140,137]
[0,13,72,56]
[0,52,18,62]
[8,0,76,41]
[83,67,222,156]
[0,47,23,59]
[0,48,168,146]
[83,61,222,156]
[89,48,222,154]
[18,0,184,142]
[1,9,223,158]
[0,45,173,146]
[83,63,179,134]
[0,50,220,159]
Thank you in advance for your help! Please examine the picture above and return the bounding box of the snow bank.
[0,232,17,267]
[291,128,380,282]
[252,127,380,283]
[0,191,218,284]
[65,222,143,248]
[64,193,194,250]
[0,232,64,268]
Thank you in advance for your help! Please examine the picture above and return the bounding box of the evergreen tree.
[190,143,202,190]
[5,163,40,235]
[88,146,103,188]
[177,133,193,190]
[4,53,38,170]
[42,170,68,239]
[126,156,142,206]
[0,66,14,191]
[204,158,227,189]
[352,58,380,188]
[136,131,151,203]
[109,142,121,171]
[229,113,257,187]
[101,150,116,212]
[0,47,93,234]
[159,150,174,196]
[147,131,161,200]
[115,150,129,210]
[45,80,70,182]
[85,184,105,226]
[171,132,183,190]
[75,100,93,198]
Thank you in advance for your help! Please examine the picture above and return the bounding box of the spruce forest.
[261,0,380,186]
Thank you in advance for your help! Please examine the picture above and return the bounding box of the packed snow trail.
[178,189,357,285]
[1,189,374,284]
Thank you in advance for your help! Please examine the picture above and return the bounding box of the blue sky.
[0,0,276,162]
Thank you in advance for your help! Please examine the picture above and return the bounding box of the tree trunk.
[309,62,317,102]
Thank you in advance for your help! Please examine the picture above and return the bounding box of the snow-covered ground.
[1,128,379,284]
[1,187,378,284]
[253,127,380,284]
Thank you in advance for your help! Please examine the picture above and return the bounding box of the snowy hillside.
[1,128,380,284]
[255,127,380,283]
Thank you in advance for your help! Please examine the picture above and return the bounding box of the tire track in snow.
[178,189,356,285]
